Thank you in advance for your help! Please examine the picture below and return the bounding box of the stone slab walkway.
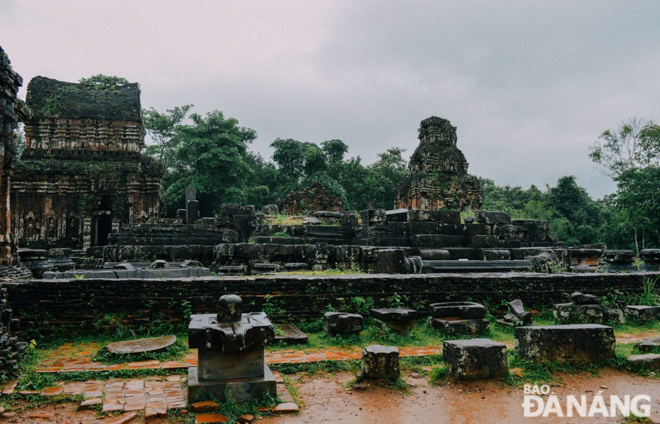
[35,344,444,373]
[0,372,296,418]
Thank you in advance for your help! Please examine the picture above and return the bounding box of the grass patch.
[0,394,85,413]
[92,338,188,364]
[270,360,358,376]
[429,365,449,384]
[283,375,304,406]
[265,215,305,225]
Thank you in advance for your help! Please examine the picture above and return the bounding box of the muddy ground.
[262,370,660,424]
[3,369,660,423]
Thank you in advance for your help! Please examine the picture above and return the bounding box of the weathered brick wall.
[11,76,163,249]
[4,272,656,333]
[0,46,24,265]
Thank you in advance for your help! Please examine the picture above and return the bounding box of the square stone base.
[428,317,489,336]
[188,364,277,403]
[374,318,414,333]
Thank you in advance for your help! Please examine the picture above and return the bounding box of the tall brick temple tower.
[0,46,26,266]
[396,116,483,211]
[11,76,163,249]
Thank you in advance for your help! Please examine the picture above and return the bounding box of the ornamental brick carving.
[0,46,25,265]
[11,76,163,249]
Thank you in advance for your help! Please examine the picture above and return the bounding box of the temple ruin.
[10,76,162,249]
[396,116,483,210]
[0,47,26,267]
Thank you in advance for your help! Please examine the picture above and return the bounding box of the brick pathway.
[0,372,296,418]
[36,343,443,373]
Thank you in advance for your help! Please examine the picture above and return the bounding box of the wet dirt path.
[262,370,660,424]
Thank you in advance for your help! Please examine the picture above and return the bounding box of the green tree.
[365,147,408,209]
[615,166,660,252]
[164,110,257,215]
[589,118,660,177]
[143,105,193,164]
[590,118,660,251]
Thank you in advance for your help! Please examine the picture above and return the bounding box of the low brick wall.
[5,272,657,334]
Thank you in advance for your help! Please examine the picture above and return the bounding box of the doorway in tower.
[92,196,113,246]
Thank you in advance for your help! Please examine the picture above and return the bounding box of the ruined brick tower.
[0,46,26,265]
[396,116,483,210]
[11,76,163,249]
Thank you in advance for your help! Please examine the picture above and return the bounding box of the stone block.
[361,345,400,380]
[187,200,199,225]
[325,312,364,336]
[188,365,276,403]
[514,324,615,364]
[406,210,461,225]
[443,338,508,379]
[418,249,450,260]
[625,305,660,322]
[411,234,466,248]
[370,308,417,332]
[261,204,278,215]
[573,304,604,324]
[571,292,602,305]
[475,210,511,225]
[552,303,574,324]
[385,208,408,222]
[508,299,533,324]
[428,317,489,336]
[481,249,511,261]
[626,354,660,369]
[222,230,239,243]
[640,249,660,263]
[602,250,635,264]
[360,209,386,225]
[375,249,407,274]
[429,301,487,319]
[409,222,439,235]
[635,336,660,353]
[470,235,498,248]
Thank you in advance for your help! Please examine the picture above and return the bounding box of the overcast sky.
[2,0,659,199]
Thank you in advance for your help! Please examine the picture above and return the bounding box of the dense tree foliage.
[143,106,658,251]
[144,107,410,214]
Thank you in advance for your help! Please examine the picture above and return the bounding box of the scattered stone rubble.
[497,299,533,327]
[553,292,624,325]
[278,181,344,215]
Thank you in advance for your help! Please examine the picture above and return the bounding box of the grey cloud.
[2,0,659,198]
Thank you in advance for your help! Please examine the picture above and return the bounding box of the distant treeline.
[141,103,659,252]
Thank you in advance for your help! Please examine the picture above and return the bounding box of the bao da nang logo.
[522,384,651,418]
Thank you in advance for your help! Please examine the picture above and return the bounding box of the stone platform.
[188,364,277,403]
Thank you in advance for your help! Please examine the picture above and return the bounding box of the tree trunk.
[634,227,639,256]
